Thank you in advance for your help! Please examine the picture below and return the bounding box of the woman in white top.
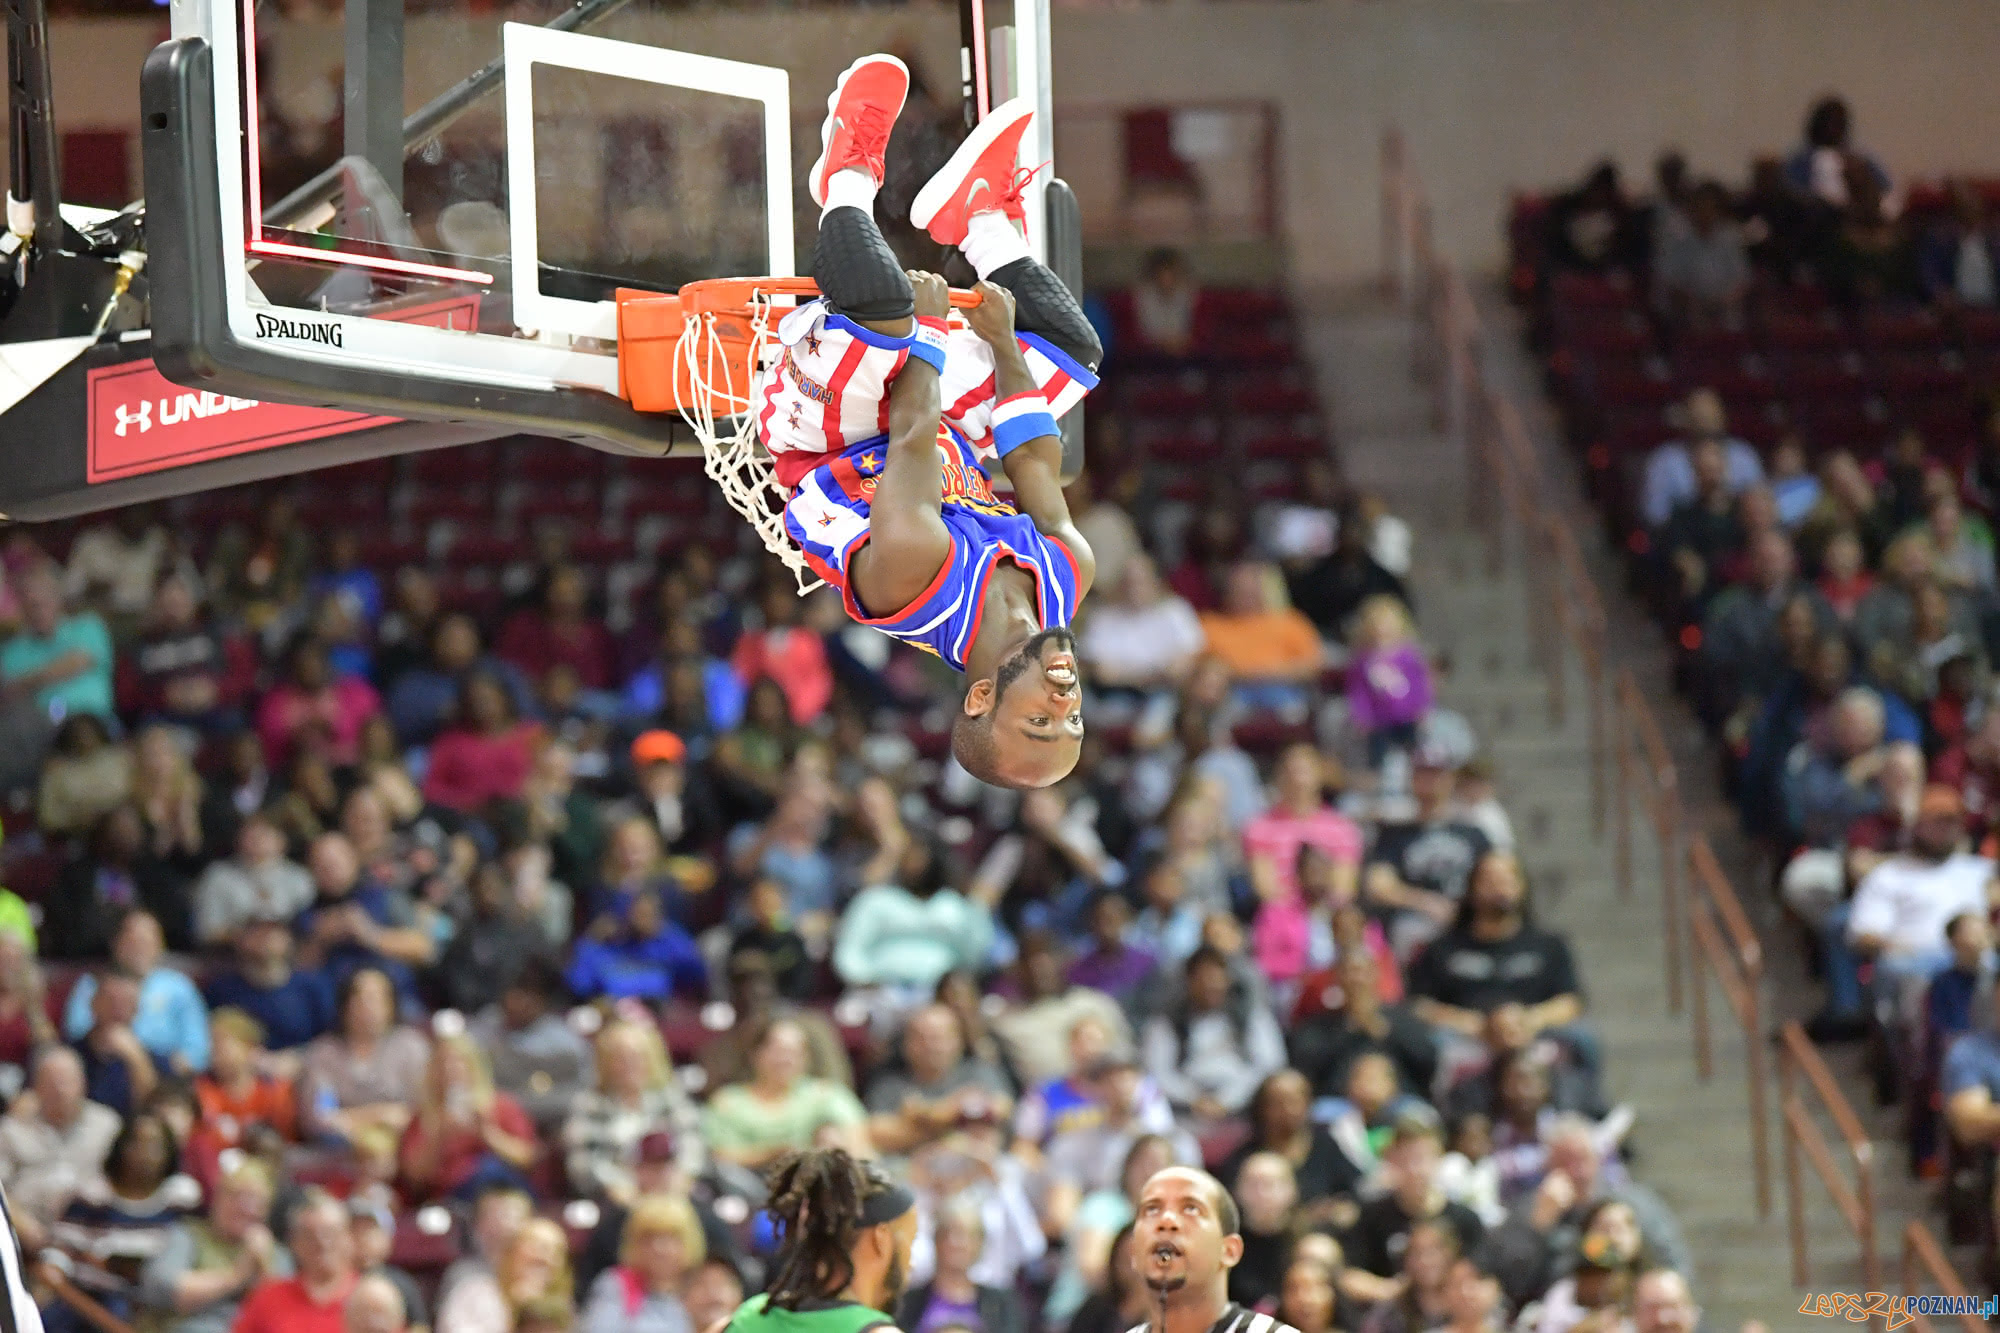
[1078,556,1206,715]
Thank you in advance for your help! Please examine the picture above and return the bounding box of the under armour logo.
[114,401,152,437]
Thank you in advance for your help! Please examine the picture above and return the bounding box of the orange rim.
[676,275,984,318]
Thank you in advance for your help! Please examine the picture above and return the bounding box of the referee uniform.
[0,1187,45,1333]
[1126,1304,1299,1333]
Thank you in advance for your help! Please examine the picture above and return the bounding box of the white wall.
[1049,0,2000,286]
[30,0,2000,284]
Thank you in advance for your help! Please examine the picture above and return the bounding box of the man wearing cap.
[1126,1165,1303,1333]
[575,1130,742,1296]
[1339,1111,1486,1306]
[348,1196,429,1333]
[1819,783,1998,1039]
[628,730,723,858]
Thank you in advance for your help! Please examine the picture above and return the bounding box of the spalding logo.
[254,313,344,348]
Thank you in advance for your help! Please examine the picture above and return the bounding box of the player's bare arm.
[968,282,1098,598]
[847,270,953,616]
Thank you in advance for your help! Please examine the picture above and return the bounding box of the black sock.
[988,256,1102,372]
[813,206,914,322]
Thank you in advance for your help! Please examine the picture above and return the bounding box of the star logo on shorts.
[817,513,837,528]
[788,403,804,429]
[858,453,881,473]
[804,329,823,357]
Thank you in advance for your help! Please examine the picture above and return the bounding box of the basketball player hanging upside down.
[760,53,1104,789]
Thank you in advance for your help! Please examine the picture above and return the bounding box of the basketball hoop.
[616,277,981,592]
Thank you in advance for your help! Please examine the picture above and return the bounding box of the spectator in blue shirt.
[64,910,210,1076]
[1943,982,2000,1151]
[622,622,745,734]
[1928,912,1995,1045]
[0,565,115,721]
[74,972,155,1118]
[1638,390,1765,531]
[384,613,536,745]
[564,889,706,1002]
[203,918,336,1050]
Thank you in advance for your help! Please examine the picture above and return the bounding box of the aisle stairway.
[1299,280,1939,1326]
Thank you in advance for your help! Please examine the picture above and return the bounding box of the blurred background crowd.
[1518,93,2000,1283]
[0,246,1715,1333]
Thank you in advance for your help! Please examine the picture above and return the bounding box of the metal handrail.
[1685,833,1771,1217]
[1902,1220,1984,1332]
[1778,1020,1879,1288]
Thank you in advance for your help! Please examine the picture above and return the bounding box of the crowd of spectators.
[0,256,1726,1333]
[1518,93,2000,1276]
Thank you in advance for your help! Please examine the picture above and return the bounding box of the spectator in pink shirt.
[730,582,834,727]
[1254,840,1393,995]
[1345,595,1435,770]
[256,636,381,768]
[497,565,615,691]
[422,673,544,815]
[1243,743,1362,908]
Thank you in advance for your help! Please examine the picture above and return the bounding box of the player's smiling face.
[1134,1167,1240,1295]
[980,626,1085,786]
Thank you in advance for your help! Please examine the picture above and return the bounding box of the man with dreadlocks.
[719,1149,919,1333]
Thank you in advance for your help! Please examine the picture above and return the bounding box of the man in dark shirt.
[348,1197,430,1333]
[127,574,253,736]
[1363,753,1493,955]
[1289,949,1438,1100]
[432,866,544,1015]
[1406,851,1595,1100]
[204,918,337,1050]
[1286,509,1410,638]
[75,973,151,1118]
[1339,1111,1485,1305]
[294,833,434,1012]
[1654,440,1745,614]
[1406,853,1584,1041]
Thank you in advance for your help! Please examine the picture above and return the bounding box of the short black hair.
[1205,1172,1241,1237]
[1186,945,1229,977]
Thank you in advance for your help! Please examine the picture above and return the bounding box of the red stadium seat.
[355,536,427,572]
[1859,306,1948,351]
[1549,271,1640,310]
[1759,308,1848,352]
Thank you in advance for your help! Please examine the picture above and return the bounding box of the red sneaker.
[910,97,1036,247]
[807,54,910,209]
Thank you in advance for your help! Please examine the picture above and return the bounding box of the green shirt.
[701,1079,866,1156]
[727,1294,893,1333]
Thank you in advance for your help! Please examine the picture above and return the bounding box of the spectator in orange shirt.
[729,582,833,727]
[191,1009,299,1184]
[1197,561,1324,714]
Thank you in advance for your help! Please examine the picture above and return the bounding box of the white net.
[672,298,824,594]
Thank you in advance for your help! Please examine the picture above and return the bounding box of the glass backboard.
[144,0,1061,450]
